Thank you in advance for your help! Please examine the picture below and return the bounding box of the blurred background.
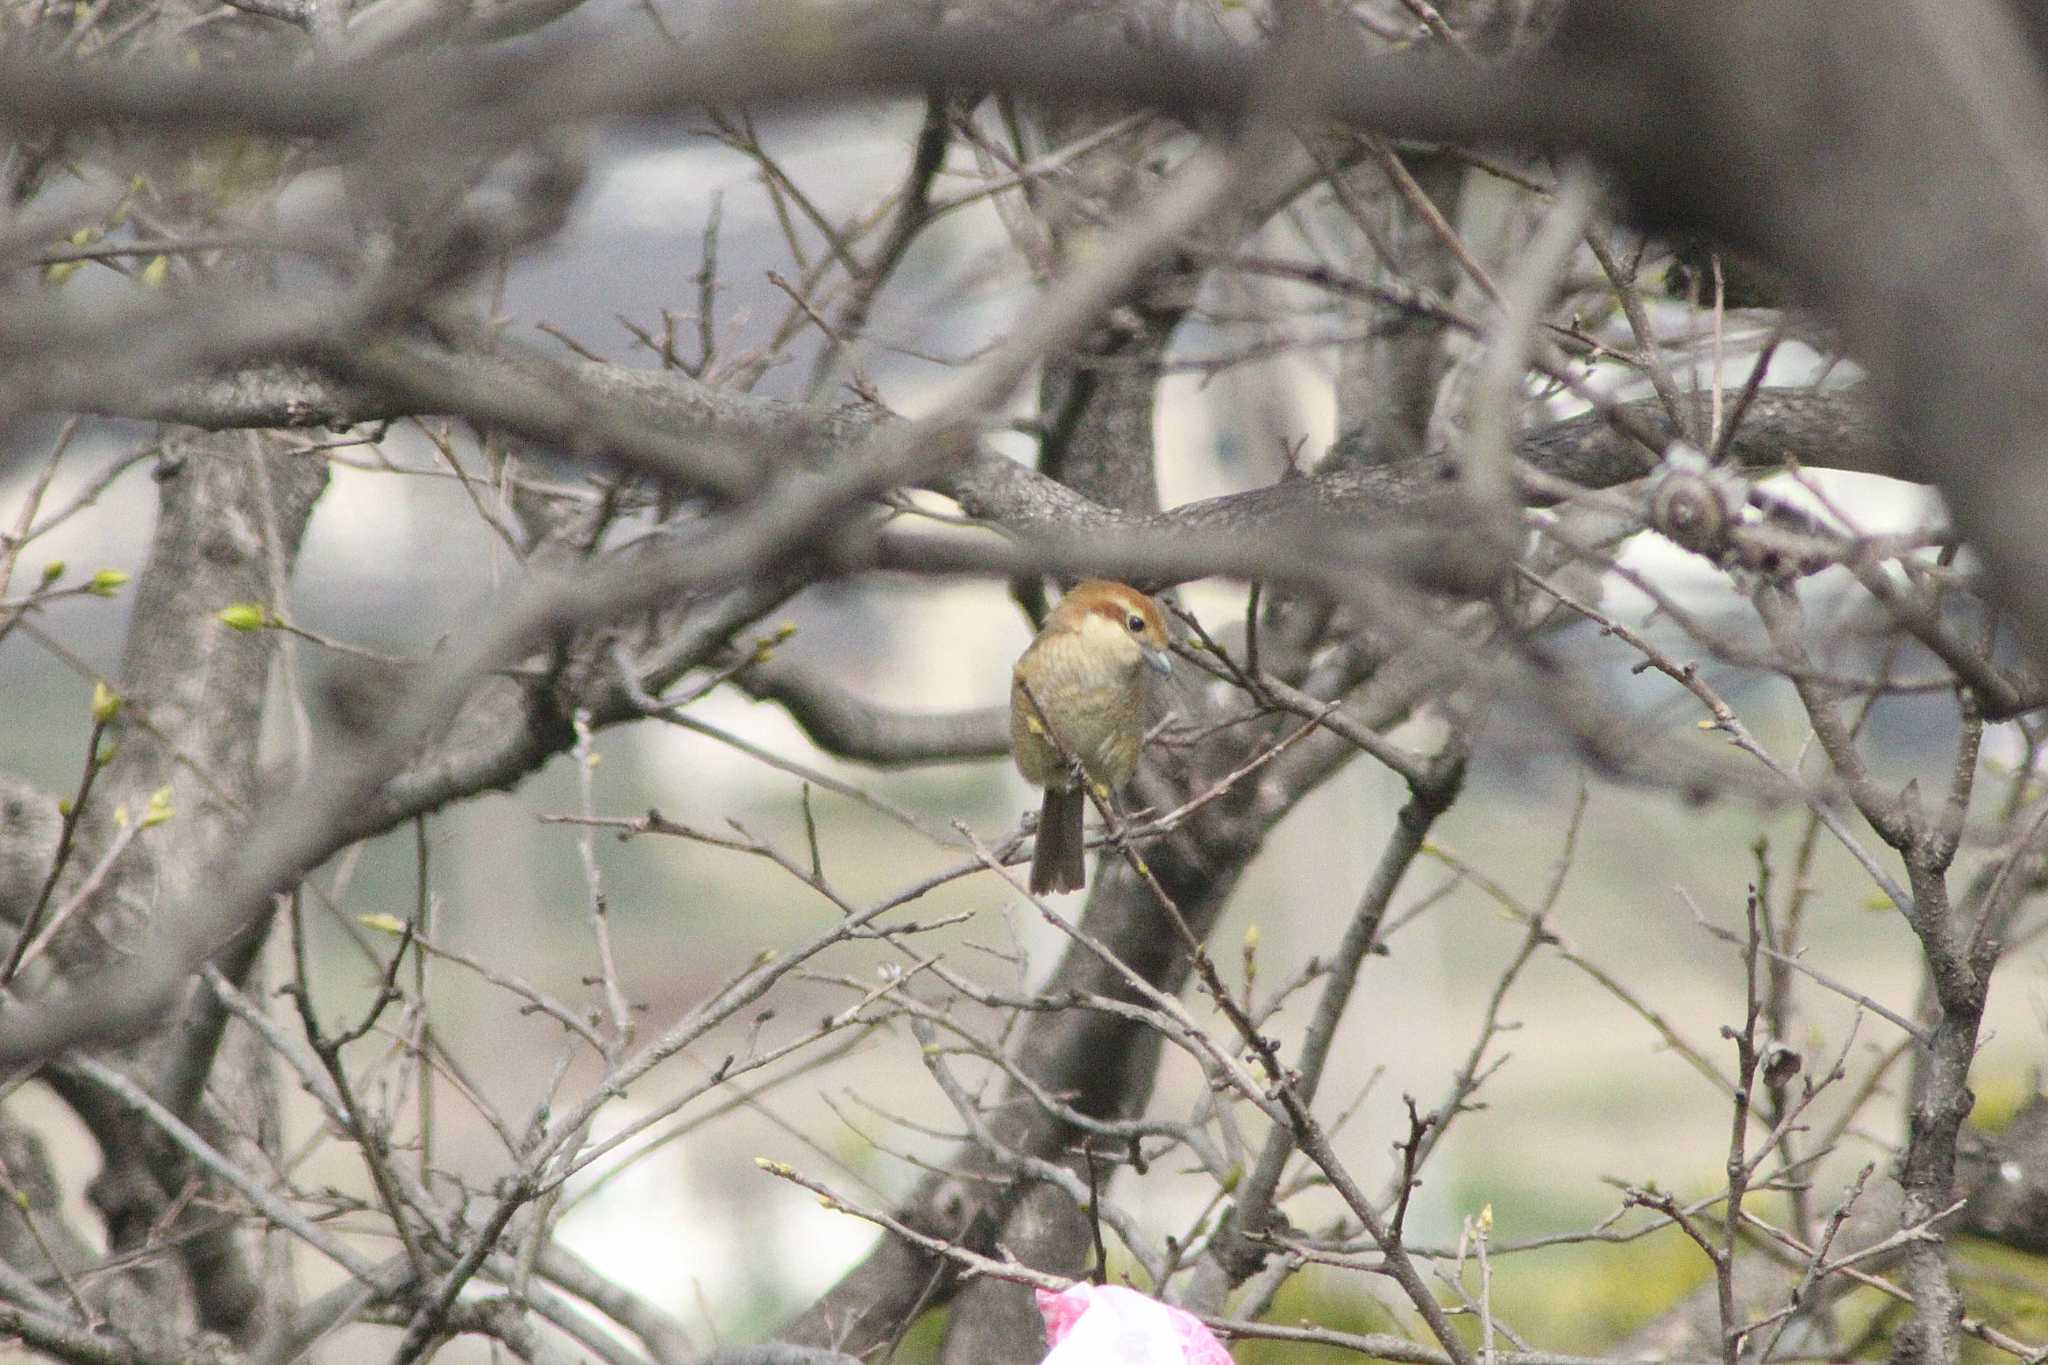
[3,9,2046,1357]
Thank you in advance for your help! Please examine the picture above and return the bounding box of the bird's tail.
[1030,785,1087,894]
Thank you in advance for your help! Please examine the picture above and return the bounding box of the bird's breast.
[1011,632,1146,789]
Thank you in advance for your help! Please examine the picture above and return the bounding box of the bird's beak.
[1144,646,1173,677]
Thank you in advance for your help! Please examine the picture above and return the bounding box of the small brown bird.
[1010,580,1172,894]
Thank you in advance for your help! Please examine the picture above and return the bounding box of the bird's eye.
[1126,613,1146,633]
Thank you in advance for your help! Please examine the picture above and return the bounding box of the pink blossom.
[1035,1283,1232,1364]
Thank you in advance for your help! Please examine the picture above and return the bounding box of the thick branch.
[736,656,1009,767]
[126,351,1888,569]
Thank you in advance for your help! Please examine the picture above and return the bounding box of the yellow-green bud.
[218,603,268,632]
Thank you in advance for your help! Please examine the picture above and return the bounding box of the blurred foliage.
[1232,1267,1402,1364]
[1474,1229,1710,1352]
[882,1305,953,1364]
[1960,1242,2048,1364]
[1968,1070,2038,1134]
